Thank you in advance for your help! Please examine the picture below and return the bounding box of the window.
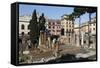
[22,32,24,35]
[90,40,93,44]
[53,26,55,29]
[21,24,24,29]
[56,26,58,28]
[69,33,70,36]
[58,26,60,29]
[57,30,60,32]
[69,29,71,32]
[28,32,30,35]
[93,28,95,30]
[84,41,86,43]
[66,29,68,32]
[49,26,51,28]
[49,22,51,25]
[53,22,55,25]
[49,30,51,32]
[53,30,55,32]
[93,23,95,26]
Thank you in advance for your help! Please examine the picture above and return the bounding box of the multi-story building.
[89,17,96,49]
[61,14,74,35]
[46,19,61,36]
[89,17,96,35]
[19,16,31,36]
[60,14,74,45]
[19,13,41,36]
[80,17,96,35]
[74,17,96,48]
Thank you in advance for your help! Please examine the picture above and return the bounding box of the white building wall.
[19,16,31,35]
[90,23,96,35]
[19,22,30,35]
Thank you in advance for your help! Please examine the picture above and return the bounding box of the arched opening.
[28,32,30,35]
[21,24,24,29]
[61,28,64,35]
[21,32,24,35]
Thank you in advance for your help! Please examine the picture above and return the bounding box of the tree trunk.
[79,16,81,47]
[88,13,91,48]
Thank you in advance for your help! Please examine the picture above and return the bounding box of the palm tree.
[86,7,96,48]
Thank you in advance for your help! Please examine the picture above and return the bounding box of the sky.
[19,4,96,24]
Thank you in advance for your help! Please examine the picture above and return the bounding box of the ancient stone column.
[81,32,84,47]
[93,36,96,49]
[38,31,46,48]
[54,41,59,57]
[48,37,51,48]
[52,38,56,49]
[76,34,80,47]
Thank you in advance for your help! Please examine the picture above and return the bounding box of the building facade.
[19,12,42,36]
[61,15,74,35]
[19,14,96,49]
[19,16,31,36]
[74,17,96,48]
[46,19,61,36]
[89,17,96,35]
[60,15,74,45]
